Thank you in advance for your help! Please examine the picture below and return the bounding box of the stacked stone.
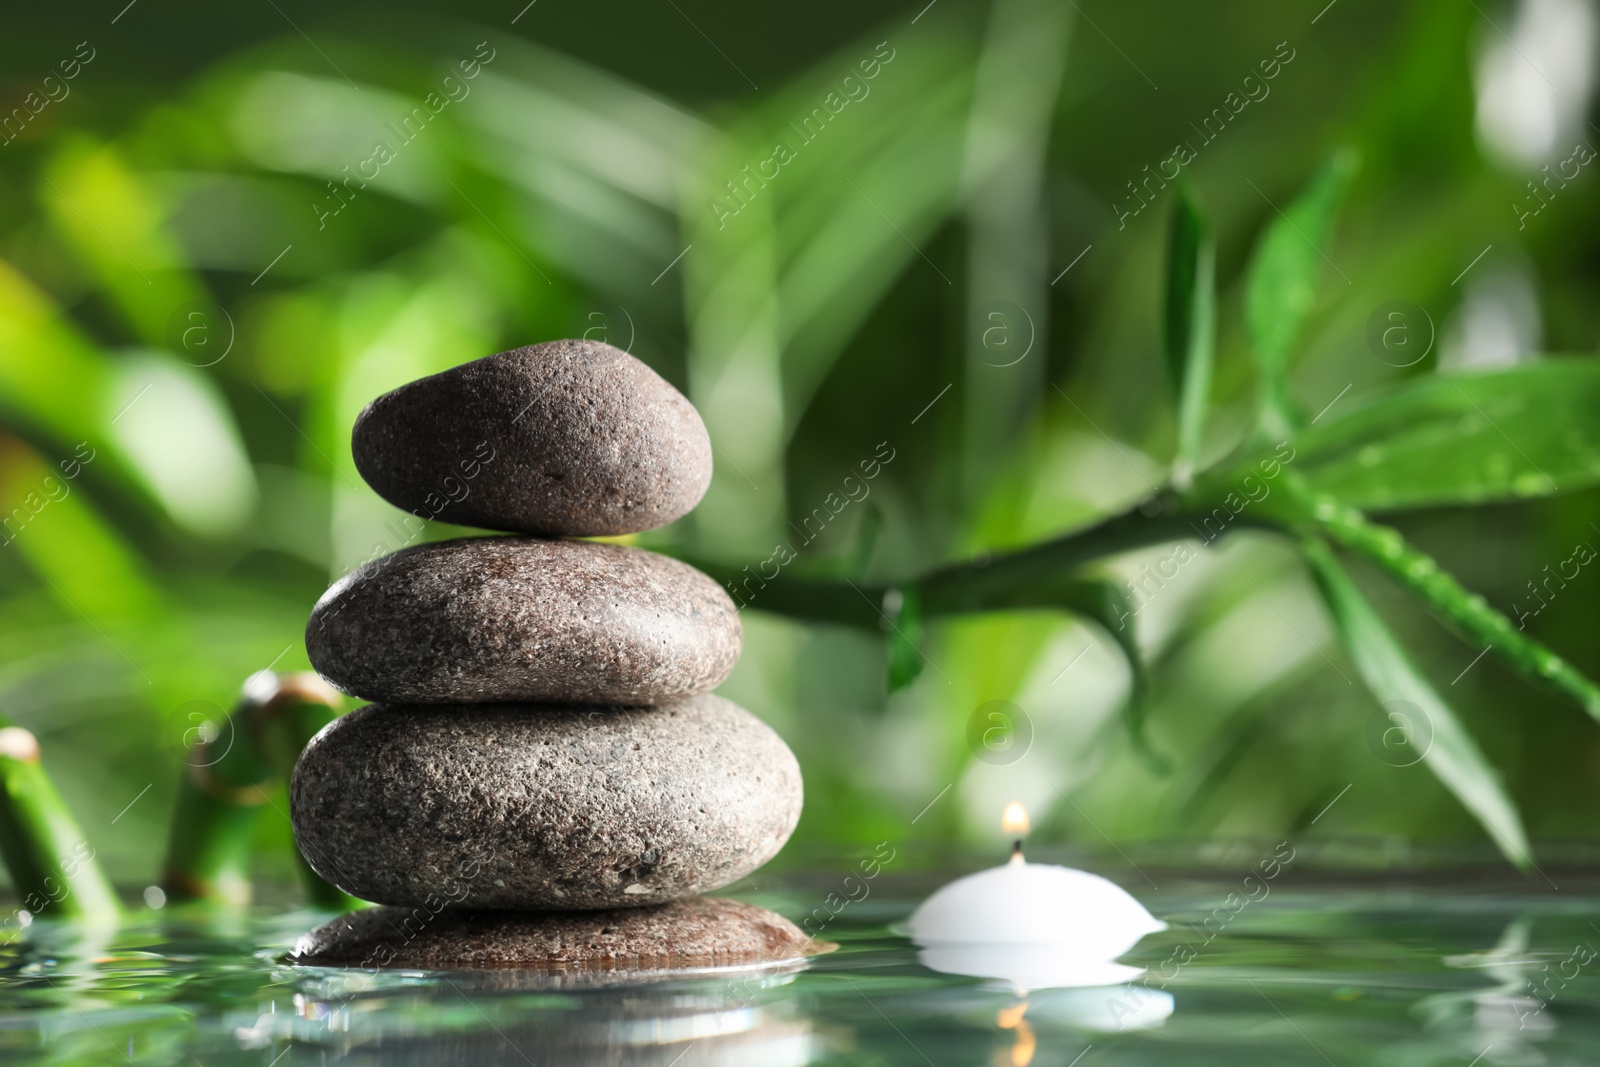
[287,340,809,971]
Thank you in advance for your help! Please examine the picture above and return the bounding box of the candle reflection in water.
[996,999,1035,1067]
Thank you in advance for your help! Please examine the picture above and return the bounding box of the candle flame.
[1001,801,1030,837]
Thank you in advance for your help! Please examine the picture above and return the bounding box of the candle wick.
[1009,840,1025,864]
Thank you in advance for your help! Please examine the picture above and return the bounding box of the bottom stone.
[287,896,824,972]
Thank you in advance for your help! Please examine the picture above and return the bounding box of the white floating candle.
[908,802,1166,992]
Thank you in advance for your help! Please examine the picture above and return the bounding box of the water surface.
[2,872,1597,1064]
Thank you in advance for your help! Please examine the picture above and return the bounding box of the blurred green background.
[1,0,1599,894]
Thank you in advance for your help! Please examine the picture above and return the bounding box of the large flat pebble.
[290,696,801,909]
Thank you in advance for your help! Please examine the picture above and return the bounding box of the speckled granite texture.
[351,340,712,537]
[290,696,802,909]
[305,537,740,706]
[287,896,819,970]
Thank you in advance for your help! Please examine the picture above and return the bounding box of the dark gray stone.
[351,340,712,537]
[286,896,821,972]
[306,537,740,706]
[290,695,801,909]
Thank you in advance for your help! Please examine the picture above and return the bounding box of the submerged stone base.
[287,896,824,973]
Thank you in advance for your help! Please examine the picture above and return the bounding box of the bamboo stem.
[254,675,364,910]
[0,723,120,926]
[693,496,1267,628]
[163,672,358,909]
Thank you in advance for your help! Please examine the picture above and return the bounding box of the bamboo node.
[0,726,40,763]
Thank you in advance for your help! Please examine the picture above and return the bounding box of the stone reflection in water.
[252,896,831,1066]
[340,993,815,1066]
[244,965,822,1066]
[249,902,832,1067]
[286,896,823,972]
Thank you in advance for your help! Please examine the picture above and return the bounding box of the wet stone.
[351,340,713,537]
[289,695,802,910]
[305,537,741,707]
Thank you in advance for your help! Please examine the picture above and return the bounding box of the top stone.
[352,340,713,537]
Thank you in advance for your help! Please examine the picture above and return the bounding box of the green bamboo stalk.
[162,685,274,906]
[699,470,1600,724]
[254,676,364,910]
[0,721,120,926]
[163,671,358,909]
[694,500,1236,627]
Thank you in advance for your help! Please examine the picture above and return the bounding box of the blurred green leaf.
[684,33,976,554]
[765,40,975,423]
[1302,537,1531,868]
[0,256,117,446]
[1164,187,1215,491]
[928,573,1161,766]
[0,255,255,538]
[1244,152,1356,431]
[1293,360,1600,510]
[0,435,161,619]
[1060,580,1145,699]
[845,505,884,575]
[1169,661,1325,832]
[1057,579,1163,770]
[42,140,205,345]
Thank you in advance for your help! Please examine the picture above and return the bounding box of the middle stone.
[306,537,741,706]
[290,695,802,909]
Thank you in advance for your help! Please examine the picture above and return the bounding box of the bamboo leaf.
[763,41,976,426]
[927,574,1162,767]
[845,504,884,575]
[1170,662,1325,832]
[1058,579,1164,770]
[1301,537,1532,867]
[0,256,256,538]
[0,434,162,620]
[1244,153,1356,430]
[0,257,117,450]
[885,586,926,693]
[1293,360,1600,510]
[42,141,206,345]
[1279,474,1600,720]
[1164,187,1215,491]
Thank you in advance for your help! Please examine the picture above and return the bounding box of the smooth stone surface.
[287,896,821,971]
[352,340,712,537]
[290,695,802,909]
[305,537,740,706]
